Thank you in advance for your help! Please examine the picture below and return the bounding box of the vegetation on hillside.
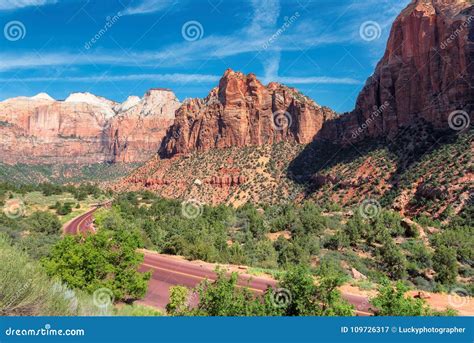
[102,191,472,295]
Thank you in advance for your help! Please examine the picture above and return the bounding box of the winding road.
[64,207,373,315]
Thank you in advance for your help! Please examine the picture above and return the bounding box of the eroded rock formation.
[160,69,336,157]
[0,90,179,165]
[319,0,473,143]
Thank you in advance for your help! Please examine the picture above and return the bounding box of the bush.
[0,234,100,316]
[42,229,150,302]
[25,211,61,235]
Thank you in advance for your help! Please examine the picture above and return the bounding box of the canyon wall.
[0,90,179,165]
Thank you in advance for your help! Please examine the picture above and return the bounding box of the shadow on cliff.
[287,121,464,198]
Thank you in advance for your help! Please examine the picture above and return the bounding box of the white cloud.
[0,73,220,83]
[0,0,57,10]
[0,72,359,86]
[272,76,360,85]
[121,0,175,16]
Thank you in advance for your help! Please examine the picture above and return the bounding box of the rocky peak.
[114,95,141,113]
[159,69,336,157]
[31,93,55,101]
[65,92,117,119]
[139,88,180,118]
[319,0,473,143]
[105,88,180,163]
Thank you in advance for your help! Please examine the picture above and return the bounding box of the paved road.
[64,208,372,315]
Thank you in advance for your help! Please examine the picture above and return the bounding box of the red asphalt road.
[64,208,372,315]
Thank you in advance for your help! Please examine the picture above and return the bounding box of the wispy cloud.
[273,76,360,85]
[0,0,57,10]
[121,0,176,16]
[0,73,220,83]
[0,72,359,86]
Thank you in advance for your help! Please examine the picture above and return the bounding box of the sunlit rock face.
[160,69,336,157]
[0,90,179,165]
[319,0,473,144]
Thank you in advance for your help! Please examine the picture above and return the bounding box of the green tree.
[25,211,61,235]
[433,246,458,285]
[377,240,407,279]
[42,229,150,302]
[166,286,190,316]
[184,270,277,316]
[279,264,354,316]
[371,279,456,316]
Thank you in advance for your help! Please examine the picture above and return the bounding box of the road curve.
[64,208,372,315]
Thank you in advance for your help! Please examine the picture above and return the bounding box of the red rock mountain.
[319,0,473,143]
[114,0,472,209]
[160,69,336,157]
[0,90,179,165]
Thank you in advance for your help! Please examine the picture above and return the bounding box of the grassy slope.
[0,162,142,184]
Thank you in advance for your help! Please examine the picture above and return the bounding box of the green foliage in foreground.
[42,229,150,303]
[167,264,354,316]
[370,279,457,316]
[166,267,457,317]
[0,234,101,316]
[114,304,163,316]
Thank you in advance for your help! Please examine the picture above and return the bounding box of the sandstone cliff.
[106,89,179,163]
[159,69,336,157]
[319,0,473,143]
[0,90,179,165]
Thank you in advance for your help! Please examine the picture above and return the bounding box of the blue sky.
[0,0,410,113]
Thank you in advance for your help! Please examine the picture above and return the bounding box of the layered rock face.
[319,0,473,143]
[106,89,179,163]
[0,90,179,165]
[160,69,336,157]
